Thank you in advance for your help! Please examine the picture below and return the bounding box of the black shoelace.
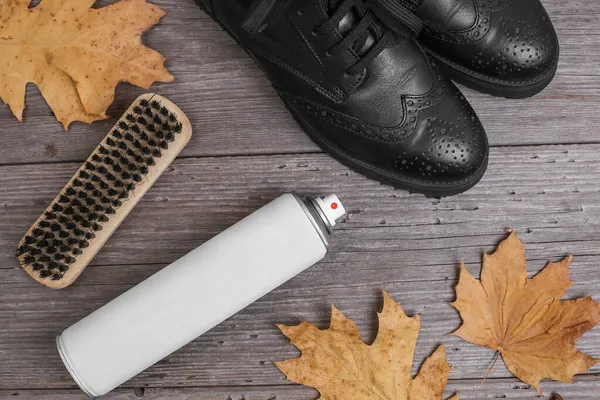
[242,0,423,75]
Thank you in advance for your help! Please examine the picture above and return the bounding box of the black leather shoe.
[411,0,559,98]
[195,0,489,197]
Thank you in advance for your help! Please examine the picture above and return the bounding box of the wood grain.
[0,0,599,398]
[0,3,598,165]
[2,378,600,399]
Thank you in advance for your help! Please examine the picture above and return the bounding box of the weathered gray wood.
[0,2,599,165]
[2,378,600,399]
[1,0,600,398]
[1,145,599,268]
[1,145,599,392]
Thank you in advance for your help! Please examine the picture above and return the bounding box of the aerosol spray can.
[56,192,346,398]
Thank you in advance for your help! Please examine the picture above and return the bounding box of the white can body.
[57,193,330,397]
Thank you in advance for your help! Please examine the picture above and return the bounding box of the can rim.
[56,333,98,399]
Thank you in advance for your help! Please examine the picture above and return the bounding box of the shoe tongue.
[329,0,379,56]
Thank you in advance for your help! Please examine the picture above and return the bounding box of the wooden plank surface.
[1,0,599,399]
[0,3,599,165]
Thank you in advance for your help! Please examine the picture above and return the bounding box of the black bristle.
[38,239,49,248]
[65,222,77,230]
[58,216,69,224]
[162,122,170,130]
[72,214,83,222]
[125,183,135,192]
[141,147,151,155]
[79,240,89,249]
[121,172,131,180]
[100,196,111,204]
[47,246,57,254]
[113,199,122,207]
[137,117,147,125]
[50,224,61,232]
[97,166,108,174]
[119,192,129,200]
[84,162,95,171]
[105,206,116,215]
[79,170,90,179]
[64,207,75,215]
[105,173,116,181]
[72,248,83,256]
[140,99,149,107]
[64,256,76,264]
[126,114,136,122]
[71,199,81,207]
[131,125,141,134]
[146,125,156,133]
[48,261,59,270]
[99,181,109,190]
[92,154,103,163]
[139,166,149,174]
[23,255,35,265]
[59,265,69,272]
[104,156,115,165]
[85,232,96,240]
[140,133,149,141]
[80,220,91,228]
[52,274,62,281]
[32,228,44,237]
[73,179,83,187]
[113,164,123,173]
[77,191,87,199]
[159,140,169,149]
[166,132,175,142]
[106,137,116,146]
[92,223,102,231]
[85,198,95,206]
[52,204,64,212]
[160,106,169,116]
[73,228,85,237]
[94,204,104,212]
[111,149,121,157]
[98,215,109,223]
[65,187,76,195]
[98,146,109,155]
[132,174,143,182]
[133,106,142,115]
[43,231,54,239]
[39,270,52,279]
[85,182,95,191]
[67,238,79,245]
[153,115,162,125]
[118,121,128,130]
[173,123,183,133]
[144,107,154,117]
[79,206,90,215]
[151,100,161,110]
[146,157,155,166]
[118,141,128,150]
[44,211,57,219]
[107,188,118,197]
[24,236,35,244]
[135,155,144,163]
[148,139,158,147]
[112,129,123,139]
[156,130,164,139]
[32,263,44,271]
[39,220,50,228]
[53,253,64,261]
[114,180,124,188]
[38,255,51,262]
[30,248,42,256]
[124,132,135,141]
[169,113,177,122]
[59,245,69,253]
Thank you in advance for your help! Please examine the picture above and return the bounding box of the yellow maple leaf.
[0,0,173,129]
[276,292,458,400]
[452,231,600,395]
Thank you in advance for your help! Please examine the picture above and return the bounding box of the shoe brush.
[16,94,192,289]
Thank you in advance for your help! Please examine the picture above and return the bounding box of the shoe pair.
[196,0,559,197]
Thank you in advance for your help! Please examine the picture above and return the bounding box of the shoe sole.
[424,46,559,99]
[281,98,489,198]
[197,2,488,197]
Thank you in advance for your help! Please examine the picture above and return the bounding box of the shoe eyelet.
[325,51,332,57]
[297,10,305,16]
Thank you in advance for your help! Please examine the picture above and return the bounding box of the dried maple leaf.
[452,231,600,395]
[275,292,459,400]
[0,0,173,129]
